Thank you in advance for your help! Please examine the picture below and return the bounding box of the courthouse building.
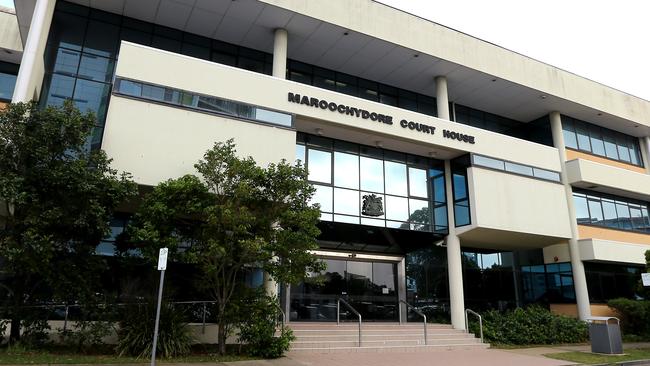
[6,0,650,330]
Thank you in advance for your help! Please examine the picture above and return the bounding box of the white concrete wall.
[0,9,23,62]
[467,167,572,239]
[113,42,562,172]
[543,243,571,264]
[260,0,650,127]
[579,239,650,265]
[102,97,296,186]
[566,158,650,201]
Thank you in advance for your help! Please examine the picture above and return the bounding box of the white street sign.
[642,273,650,287]
[157,248,168,271]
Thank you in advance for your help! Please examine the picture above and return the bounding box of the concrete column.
[639,136,650,174]
[444,160,466,330]
[12,0,56,102]
[272,28,288,79]
[264,271,278,298]
[549,111,591,320]
[435,76,450,120]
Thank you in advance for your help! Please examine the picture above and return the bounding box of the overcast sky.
[377,0,650,101]
[2,0,648,101]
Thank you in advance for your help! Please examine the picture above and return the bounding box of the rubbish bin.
[586,316,623,354]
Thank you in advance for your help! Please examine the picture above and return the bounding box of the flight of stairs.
[287,322,489,353]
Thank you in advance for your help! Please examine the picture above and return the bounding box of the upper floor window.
[562,115,643,167]
[296,133,448,234]
[0,61,18,102]
[573,189,650,233]
[287,60,438,117]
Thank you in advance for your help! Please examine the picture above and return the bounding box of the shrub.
[237,296,295,359]
[607,298,650,337]
[116,301,193,359]
[472,305,588,345]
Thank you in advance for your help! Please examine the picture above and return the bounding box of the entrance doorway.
[289,252,402,322]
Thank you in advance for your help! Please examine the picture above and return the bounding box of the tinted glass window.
[360,157,384,193]
[408,168,428,198]
[385,161,407,196]
[573,194,590,224]
[334,152,359,189]
[308,149,331,184]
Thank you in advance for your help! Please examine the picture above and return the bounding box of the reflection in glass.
[385,161,407,196]
[333,214,359,224]
[310,185,332,212]
[78,54,114,82]
[454,201,470,226]
[408,199,429,223]
[73,79,110,123]
[385,195,408,221]
[602,200,618,228]
[453,174,467,200]
[308,149,332,183]
[588,199,604,224]
[616,203,631,229]
[573,195,590,224]
[334,152,359,189]
[334,188,359,216]
[41,74,75,107]
[505,162,533,176]
[50,48,80,75]
[408,168,428,198]
[295,145,305,164]
[360,157,384,193]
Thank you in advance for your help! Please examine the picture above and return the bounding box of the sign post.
[151,248,168,366]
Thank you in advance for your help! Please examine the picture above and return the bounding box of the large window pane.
[454,200,471,226]
[573,194,590,224]
[334,188,359,216]
[562,122,578,149]
[360,157,384,193]
[295,144,305,164]
[48,12,86,51]
[588,199,604,224]
[385,195,408,221]
[453,174,467,200]
[384,161,407,196]
[432,175,446,203]
[575,122,591,151]
[408,199,429,223]
[604,135,619,160]
[616,203,631,229]
[310,185,332,212]
[602,200,618,229]
[0,72,16,100]
[408,167,428,198]
[48,48,80,76]
[41,73,75,107]
[630,205,644,230]
[334,152,359,189]
[307,149,331,183]
[616,136,631,162]
[73,79,110,124]
[589,128,606,156]
[78,53,114,82]
[83,20,120,57]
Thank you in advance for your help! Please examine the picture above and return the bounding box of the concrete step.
[292,333,477,341]
[288,343,490,353]
[290,329,468,336]
[291,338,482,349]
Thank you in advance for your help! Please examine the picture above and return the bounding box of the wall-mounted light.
[315,128,324,136]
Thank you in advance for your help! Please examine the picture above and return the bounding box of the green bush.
[116,301,193,359]
[472,305,588,345]
[607,298,650,337]
[237,296,295,359]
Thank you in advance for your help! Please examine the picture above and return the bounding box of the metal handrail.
[465,308,484,343]
[337,298,362,347]
[271,300,286,330]
[398,300,427,345]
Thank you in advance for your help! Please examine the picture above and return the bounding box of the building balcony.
[457,166,572,250]
[566,158,650,201]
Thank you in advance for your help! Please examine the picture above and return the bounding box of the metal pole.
[398,302,402,325]
[336,300,340,325]
[423,315,427,345]
[63,305,69,332]
[201,302,207,334]
[151,269,165,366]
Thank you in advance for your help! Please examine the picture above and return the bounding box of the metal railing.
[336,298,362,347]
[270,300,286,330]
[464,308,484,343]
[398,300,427,345]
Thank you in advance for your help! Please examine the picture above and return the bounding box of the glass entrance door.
[289,257,399,321]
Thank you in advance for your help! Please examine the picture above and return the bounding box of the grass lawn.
[545,348,650,365]
[0,345,256,364]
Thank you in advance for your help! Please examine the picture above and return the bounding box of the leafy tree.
[124,139,323,354]
[0,101,137,343]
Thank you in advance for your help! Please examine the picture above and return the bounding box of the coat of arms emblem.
[362,194,384,217]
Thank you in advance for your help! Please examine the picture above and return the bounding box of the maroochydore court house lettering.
[287,92,475,144]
